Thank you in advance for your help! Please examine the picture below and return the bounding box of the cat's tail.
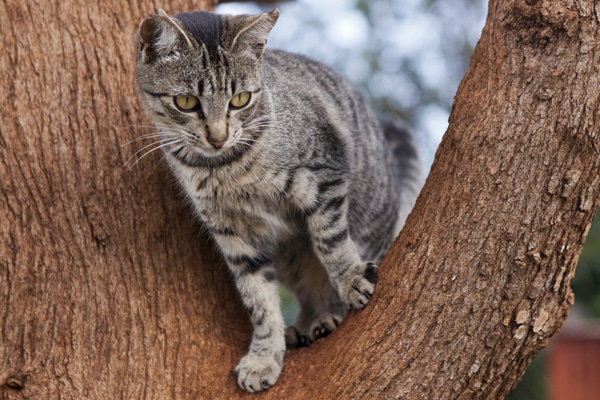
[381,118,423,231]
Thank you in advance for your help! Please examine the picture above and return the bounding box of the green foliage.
[572,211,600,318]
[508,213,600,399]
[506,352,546,400]
[279,285,299,326]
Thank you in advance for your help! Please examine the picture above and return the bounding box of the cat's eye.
[230,92,251,109]
[174,95,200,111]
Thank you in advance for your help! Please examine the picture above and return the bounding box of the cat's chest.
[181,165,284,205]
[175,163,294,229]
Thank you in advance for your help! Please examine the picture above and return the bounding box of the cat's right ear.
[136,9,193,64]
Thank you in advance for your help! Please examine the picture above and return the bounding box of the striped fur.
[134,8,421,393]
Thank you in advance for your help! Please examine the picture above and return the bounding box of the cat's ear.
[229,9,280,58]
[136,9,193,64]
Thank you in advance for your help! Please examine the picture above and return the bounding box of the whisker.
[242,114,280,134]
[133,129,184,136]
[243,120,276,128]
[125,140,182,170]
[125,122,194,129]
[126,124,186,135]
[121,132,181,147]
[124,138,182,170]
[242,125,277,133]
[243,116,272,128]
[237,137,277,153]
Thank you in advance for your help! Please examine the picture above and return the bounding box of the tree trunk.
[1,0,599,399]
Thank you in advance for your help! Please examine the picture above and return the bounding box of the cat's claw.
[285,313,343,348]
[342,262,377,310]
[308,312,342,341]
[284,326,306,348]
[235,353,282,393]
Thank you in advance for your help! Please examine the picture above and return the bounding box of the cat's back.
[262,49,340,84]
[260,49,383,163]
[261,49,374,121]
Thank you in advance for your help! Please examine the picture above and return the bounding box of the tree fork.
[1,0,599,399]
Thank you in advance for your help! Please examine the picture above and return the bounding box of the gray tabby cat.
[134,8,421,393]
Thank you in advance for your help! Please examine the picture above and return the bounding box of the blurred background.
[217,1,600,398]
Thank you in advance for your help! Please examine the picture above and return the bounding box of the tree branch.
[1,0,599,399]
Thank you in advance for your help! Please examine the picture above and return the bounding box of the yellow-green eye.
[230,92,251,109]
[174,95,200,111]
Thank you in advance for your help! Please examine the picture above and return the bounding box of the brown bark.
[1,0,599,399]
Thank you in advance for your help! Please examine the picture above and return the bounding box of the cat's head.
[134,9,279,166]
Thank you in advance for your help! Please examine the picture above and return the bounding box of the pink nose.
[209,139,226,149]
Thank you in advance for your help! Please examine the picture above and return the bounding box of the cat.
[134,8,421,393]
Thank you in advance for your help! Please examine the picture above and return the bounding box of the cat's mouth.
[178,141,228,156]
[168,140,248,168]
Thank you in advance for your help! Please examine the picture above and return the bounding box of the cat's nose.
[206,121,228,148]
[208,138,226,149]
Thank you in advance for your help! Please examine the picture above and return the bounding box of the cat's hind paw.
[341,262,377,310]
[285,325,307,348]
[285,313,343,348]
[234,353,282,393]
[307,312,343,342]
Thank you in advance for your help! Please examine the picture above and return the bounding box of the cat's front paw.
[234,353,282,393]
[340,262,377,310]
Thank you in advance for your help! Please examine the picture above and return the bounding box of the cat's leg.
[284,300,347,348]
[304,186,378,312]
[218,243,285,392]
[278,244,349,348]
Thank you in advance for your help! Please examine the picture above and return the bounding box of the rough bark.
[1,0,599,399]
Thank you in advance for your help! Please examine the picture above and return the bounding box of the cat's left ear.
[229,9,280,58]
